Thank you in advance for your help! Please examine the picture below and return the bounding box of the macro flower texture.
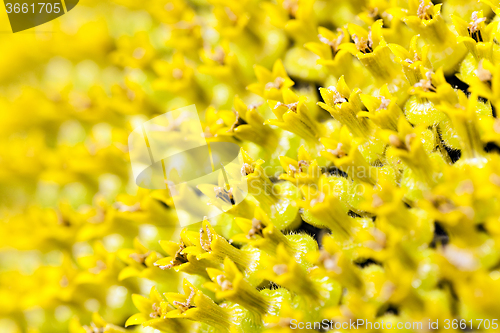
[3,0,500,332]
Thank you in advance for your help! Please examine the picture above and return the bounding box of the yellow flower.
[305,26,373,90]
[232,206,316,267]
[339,20,404,88]
[165,279,232,332]
[396,0,467,73]
[239,149,301,229]
[258,244,321,304]
[74,241,124,286]
[155,228,219,279]
[70,313,125,333]
[126,286,193,332]
[205,257,272,316]
[452,11,498,61]
[152,53,198,96]
[199,41,250,90]
[110,32,156,69]
[279,145,322,185]
[117,237,178,286]
[267,88,325,143]
[247,59,294,101]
